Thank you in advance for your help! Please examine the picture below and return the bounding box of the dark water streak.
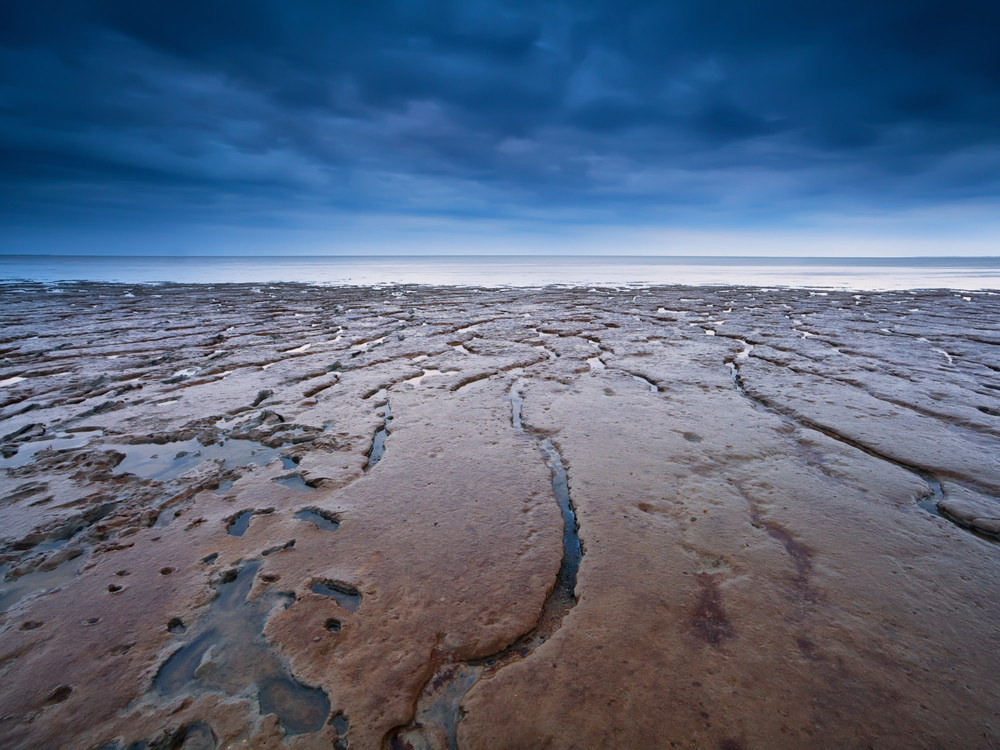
[384,388,584,749]
[365,402,392,471]
[722,338,997,544]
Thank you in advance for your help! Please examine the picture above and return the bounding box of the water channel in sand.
[386,386,583,750]
[364,401,392,471]
[722,335,997,544]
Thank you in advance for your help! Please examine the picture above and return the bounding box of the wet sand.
[0,282,998,749]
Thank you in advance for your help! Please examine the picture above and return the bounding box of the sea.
[1,255,999,290]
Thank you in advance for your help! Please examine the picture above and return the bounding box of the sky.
[1,1,999,256]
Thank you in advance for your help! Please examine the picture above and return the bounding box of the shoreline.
[3,279,1000,294]
[3,255,1000,291]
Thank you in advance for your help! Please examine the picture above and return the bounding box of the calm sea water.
[1,255,999,290]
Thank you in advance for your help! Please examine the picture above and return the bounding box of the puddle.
[911,476,996,545]
[226,510,254,537]
[392,663,482,750]
[112,439,283,482]
[350,337,384,353]
[917,477,945,517]
[310,580,361,612]
[0,550,90,613]
[154,560,330,736]
[214,414,244,430]
[1,431,105,470]
[273,474,315,492]
[403,368,447,386]
[295,508,340,532]
[631,374,658,393]
[331,713,350,750]
[364,402,392,471]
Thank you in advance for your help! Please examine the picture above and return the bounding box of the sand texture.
[0,282,998,749]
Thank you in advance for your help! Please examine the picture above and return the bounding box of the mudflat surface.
[0,282,998,750]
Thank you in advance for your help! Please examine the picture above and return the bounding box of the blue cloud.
[1,1,999,253]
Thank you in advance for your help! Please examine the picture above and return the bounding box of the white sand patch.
[351,336,384,352]
[404,368,449,386]
[169,367,199,381]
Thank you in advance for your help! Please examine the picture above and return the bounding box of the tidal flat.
[0,282,998,749]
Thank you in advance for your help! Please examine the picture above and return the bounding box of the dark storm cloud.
[1,0,999,239]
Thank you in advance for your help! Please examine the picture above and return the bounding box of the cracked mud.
[1,282,999,749]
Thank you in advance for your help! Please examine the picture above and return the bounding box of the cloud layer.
[2,1,999,252]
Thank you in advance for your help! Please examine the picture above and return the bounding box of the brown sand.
[0,282,998,749]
